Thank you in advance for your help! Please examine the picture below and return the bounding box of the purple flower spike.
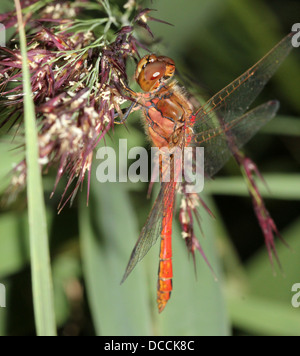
[239,155,289,273]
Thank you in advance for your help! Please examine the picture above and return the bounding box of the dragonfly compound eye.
[135,55,176,92]
[144,61,166,81]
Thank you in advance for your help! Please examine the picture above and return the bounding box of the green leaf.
[79,171,152,336]
[205,174,300,200]
[227,219,300,336]
[247,219,300,303]
[262,116,300,136]
[14,0,56,336]
[227,294,300,336]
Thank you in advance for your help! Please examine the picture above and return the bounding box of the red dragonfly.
[120,33,294,313]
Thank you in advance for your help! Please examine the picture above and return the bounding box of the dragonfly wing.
[190,33,294,177]
[121,180,176,283]
[195,100,279,177]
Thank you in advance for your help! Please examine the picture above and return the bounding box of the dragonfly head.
[135,54,175,92]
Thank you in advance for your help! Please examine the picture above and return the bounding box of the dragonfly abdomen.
[157,204,174,313]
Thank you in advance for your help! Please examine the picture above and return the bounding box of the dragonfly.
[119,33,294,313]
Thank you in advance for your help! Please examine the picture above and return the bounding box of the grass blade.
[227,294,300,336]
[14,0,56,336]
[79,179,152,336]
[262,116,300,136]
[205,174,300,200]
[247,218,300,302]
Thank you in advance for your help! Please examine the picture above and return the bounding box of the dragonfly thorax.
[134,55,193,149]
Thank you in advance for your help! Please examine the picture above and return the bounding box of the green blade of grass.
[205,174,300,200]
[79,180,152,336]
[262,116,300,136]
[227,294,300,336]
[14,0,56,336]
[247,218,300,303]
[227,219,300,335]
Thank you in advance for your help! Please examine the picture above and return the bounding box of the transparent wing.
[121,180,177,283]
[189,33,294,177]
[122,34,293,282]
[196,100,279,177]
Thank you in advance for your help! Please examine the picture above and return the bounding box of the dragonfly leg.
[114,101,139,124]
